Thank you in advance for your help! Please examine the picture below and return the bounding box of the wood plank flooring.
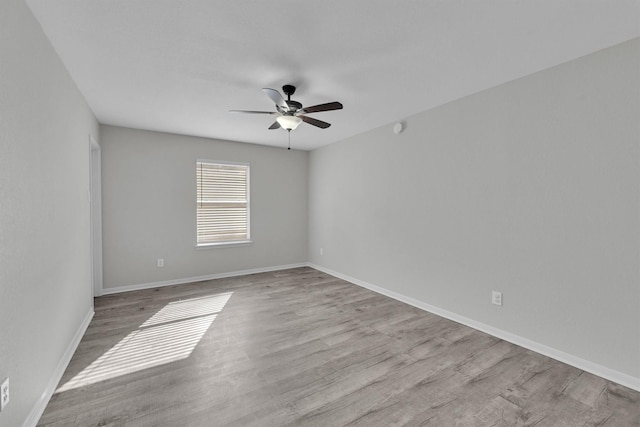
[38,267,640,426]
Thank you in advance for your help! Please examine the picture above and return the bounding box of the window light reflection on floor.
[56,292,232,393]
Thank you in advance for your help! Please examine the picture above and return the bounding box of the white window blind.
[196,161,250,245]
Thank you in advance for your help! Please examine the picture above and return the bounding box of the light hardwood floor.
[38,267,640,426]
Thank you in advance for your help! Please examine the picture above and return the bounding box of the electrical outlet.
[157,258,164,268]
[320,248,324,256]
[492,291,503,306]
[1,377,9,411]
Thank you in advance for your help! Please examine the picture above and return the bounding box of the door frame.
[89,135,103,297]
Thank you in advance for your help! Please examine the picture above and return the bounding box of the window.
[196,160,250,246]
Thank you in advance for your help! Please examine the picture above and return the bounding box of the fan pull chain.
[287,130,291,150]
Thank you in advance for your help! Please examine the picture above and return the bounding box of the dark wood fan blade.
[301,115,331,129]
[229,110,277,114]
[262,88,289,110]
[268,121,281,130]
[299,102,343,114]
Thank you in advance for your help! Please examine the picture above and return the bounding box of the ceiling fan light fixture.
[276,115,303,130]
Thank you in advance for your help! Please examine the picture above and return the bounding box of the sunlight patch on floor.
[56,292,232,392]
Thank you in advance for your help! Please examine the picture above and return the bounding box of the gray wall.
[100,125,308,291]
[0,0,99,425]
[309,39,640,381]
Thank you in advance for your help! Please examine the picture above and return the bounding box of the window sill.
[195,240,253,250]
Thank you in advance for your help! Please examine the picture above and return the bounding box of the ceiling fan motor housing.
[285,100,302,112]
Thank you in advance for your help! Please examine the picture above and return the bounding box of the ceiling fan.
[230,84,343,132]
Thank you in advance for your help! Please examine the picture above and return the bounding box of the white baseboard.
[101,263,309,295]
[307,263,640,392]
[24,308,94,427]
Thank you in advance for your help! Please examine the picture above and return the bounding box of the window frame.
[195,159,251,249]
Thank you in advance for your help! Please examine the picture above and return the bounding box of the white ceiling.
[25,0,640,151]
